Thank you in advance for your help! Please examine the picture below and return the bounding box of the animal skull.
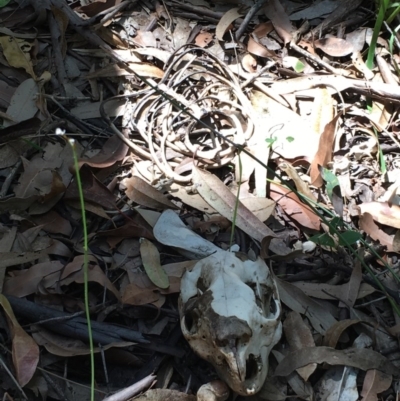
[179,250,282,396]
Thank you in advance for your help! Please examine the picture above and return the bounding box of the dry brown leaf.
[216,7,243,41]
[269,183,320,230]
[3,78,39,127]
[0,294,39,386]
[359,202,400,229]
[32,326,133,357]
[247,36,276,58]
[30,211,72,236]
[283,311,317,381]
[276,278,337,335]
[4,261,63,297]
[240,197,275,222]
[79,134,128,169]
[192,166,291,255]
[134,389,196,401]
[63,262,121,300]
[170,183,217,213]
[278,162,317,202]
[85,62,164,79]
[323,320,362,348]
[310,88,334,135]
[360,370,392,401]
[263,0,294,45]
[64,165,116,210]
[74,0,120,17]
[124,176,177,210]
[0,36,36,78]
[0,249,50,272]
[291,281,375,302]
[121,276,180,306]
[310,112,343,187]
[195,31,213,47]
[242,53,257,73]
[140,238,169,289]
[314,38,354,57]
[274,346,398,377]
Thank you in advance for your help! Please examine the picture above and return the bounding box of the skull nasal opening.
[245,354,260,381]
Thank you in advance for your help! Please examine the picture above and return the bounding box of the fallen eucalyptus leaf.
[274,346,398,376]
[192,166,291,255]
[140,238,169,289]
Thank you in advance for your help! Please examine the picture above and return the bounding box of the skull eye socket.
[182,308,199,335]
[247,283,279,318]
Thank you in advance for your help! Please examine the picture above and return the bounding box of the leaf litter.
[0,0,399,400]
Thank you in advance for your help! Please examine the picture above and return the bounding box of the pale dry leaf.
[274,346,398,376]
[0,36,36,78]
[134,389,196,401]
[276,278,337,335]
[352,51,374,80]
[0,249,50,272]
[345,257,362,307]
[62,263,121,300]
[85,62,164,79]
[140,238,169,289]
[291,282,375,301]
[70,98,127,119]
[358,202,400,229]
[216,7,243,41]
[345,28,367,53]
[310,112,343,187]
[3,78,39,127]
[289,0,338,20]
[240,197,275,222]
[192,166,291,255]
[323,319,361,348]
[0,294,39,386]
[283,311,317,381]
[124,176,177,210]
[269,183,320,230]
[359,212,394,252]
[153,209,219,259]
[169,183,217,213]
[79,134,128,168]
[247,36,276,58]
[278,162,317,202]
[314,366,358,401]
[272,350,314,401]
[310,87,334,135]
[360,369,392,401]
[32,326,133,357]
[314,38,354,57]
[3,261,63,297]
[263,0,294,44]
[242,53,257,73]
[195,31,213,47]
[172,18,191,49]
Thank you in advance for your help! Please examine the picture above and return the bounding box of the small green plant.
[56,128,95,401]
[309,216,362,248]
[365,0,390,70]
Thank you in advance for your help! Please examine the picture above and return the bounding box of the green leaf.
[0,0,11,7]
[338,231,362,246]
[294,59,305,73]
[286,136,295,143]
[320,167,339,201]
[309,233,336,248]
[265,137,277,147]
[140,238,170,289]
